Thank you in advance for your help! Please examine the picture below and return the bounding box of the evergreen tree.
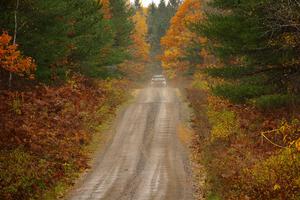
[0,0,71,80]
[154,0,168,50]
[110,0,134,48]
[192,0,300,107]
[66,0,114,77]
[167,0,181,23]
[134,0,142,11]
[146,0,180,55]
[0,0,135,81]
[146,2,157,52]
[168,0,180,9]
[109,0,134,62]
[158,0,166,10]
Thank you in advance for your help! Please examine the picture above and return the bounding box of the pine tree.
[134,0,142,11]
[158,0,166,10]
[0,0,71,80]
[146,0,180,55]
[109,0,134,62]
[192,0,300,107]
[0,0,135,80]
[167,0,180,13]
[66,0,114,77]
[109,0,134,48]
[146,2,157,52]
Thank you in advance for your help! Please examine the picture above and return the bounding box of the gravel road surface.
[69,87,192,200]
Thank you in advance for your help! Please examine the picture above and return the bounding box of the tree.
[118,7,150,81]
[0,32,36,78]
[66,0,116,77]
[146,0,179,55]
[146,2,158,52]
[156,0,168,42]
[160,0,204,78]
[0,0,135,80]
[134,0,142,11]
[167,0,180,14]
[130,9,150,61]
[192,0,300,105]
[158,0,166,9]
[109,0,134,48]
[103,0,134,66]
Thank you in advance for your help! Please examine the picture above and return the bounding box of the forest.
[0,0,300,199]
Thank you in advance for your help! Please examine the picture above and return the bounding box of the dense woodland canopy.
[0,0,135,84]
[146,0,181,54]
[199,0,300,105]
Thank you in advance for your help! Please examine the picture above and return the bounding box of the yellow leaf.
[273,184,281,191]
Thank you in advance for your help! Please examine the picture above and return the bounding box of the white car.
[151,75,167,87]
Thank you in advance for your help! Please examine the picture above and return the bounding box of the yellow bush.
[208,107,239,142]
[241,149,300,199]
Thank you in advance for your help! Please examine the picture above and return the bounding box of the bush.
[193,80,210,91]
[0,76,130,199]
[240,149,300,200]
[0,148,55,200]
[208,107,239,142]
[212,83,269,103]
[251,94,299,110]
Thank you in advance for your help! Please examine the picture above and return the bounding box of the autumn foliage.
[160,0,205,78]
[100,0,112,19]
[130,10,150,61]
[0,76,130,199]
[118,8,150,81]
[188,73,300,200]
[0,32,35,77]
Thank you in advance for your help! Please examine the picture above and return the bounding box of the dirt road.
[69,87,193,200]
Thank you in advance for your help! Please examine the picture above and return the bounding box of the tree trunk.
[9,0,19,89]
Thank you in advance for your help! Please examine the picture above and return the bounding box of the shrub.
[241,149,300,200]
[0,148,49,200]
[208,107,239,142]
[0,77,130,199]
[193,80,210,91]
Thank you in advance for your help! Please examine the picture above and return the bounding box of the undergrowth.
[0,76,131,200]
[187,72,300,200]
